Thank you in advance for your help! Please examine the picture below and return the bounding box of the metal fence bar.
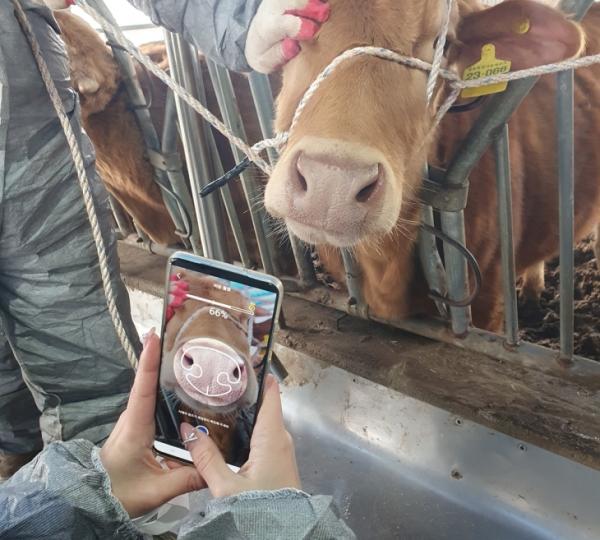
[556,70,575,361]
[440,211,471,336]
[434,0,593,342]
[554,0,594,362]
[247,73,279,165]
[493,124,519,346]
[160,90,201,252]
[340,249,368,317]
[248,73,316,285]
[418,164,449,319]
[108,194,134,237]
[164,32,226,261]
[206,61,279,275]
[184,60,252,267]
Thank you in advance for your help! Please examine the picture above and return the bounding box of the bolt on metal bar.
[248,73,316,285]
[164,32,226,261]
[556,69,575,361]
[206,61,279,275]
[161,90,202,253]
[493,124,519,346]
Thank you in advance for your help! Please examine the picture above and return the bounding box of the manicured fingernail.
[282,38,301,61]
[142,327,156,347]
[296,19,320,40]
[180,423,197,445]
[286,0,330,22]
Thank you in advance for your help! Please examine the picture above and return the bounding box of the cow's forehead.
[319,0,450,51]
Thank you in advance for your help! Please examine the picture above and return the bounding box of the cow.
[264,0,600,332]
[160,270,266,462]
[54,10,279,270]
[54,10,179,245]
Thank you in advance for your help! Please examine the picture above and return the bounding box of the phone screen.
[155,255,281,467]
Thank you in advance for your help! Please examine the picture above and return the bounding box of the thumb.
[181,424,235,494]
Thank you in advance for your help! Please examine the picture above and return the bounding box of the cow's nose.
[295,153,381,203]
[286,152,383,230]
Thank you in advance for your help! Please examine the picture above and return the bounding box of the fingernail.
[180,423,197,446]
[297,19,319,40]
[142,327,156,347]
[282,38,300,61]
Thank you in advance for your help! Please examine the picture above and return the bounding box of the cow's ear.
[451,0,584,73]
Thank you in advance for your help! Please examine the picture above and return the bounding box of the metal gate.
[83,0,600,375]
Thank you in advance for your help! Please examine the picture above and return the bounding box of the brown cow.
[54,10,178,245]
[265,0,600,331]
[54,11,276,269]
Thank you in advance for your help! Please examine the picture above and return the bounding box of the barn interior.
[13,0,600,538]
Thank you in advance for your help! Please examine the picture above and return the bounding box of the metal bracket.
[420,166,469,212]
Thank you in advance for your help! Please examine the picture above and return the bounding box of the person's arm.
[179,489,355,539]
[126,0,330,73]
[0,440,141,539]
[176,376,355,539]
[45,0,329,73]
[124,0,261,72]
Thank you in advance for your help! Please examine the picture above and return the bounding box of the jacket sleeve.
[178,489,356,539]
[125,0,262,72]
[0,440,141,539]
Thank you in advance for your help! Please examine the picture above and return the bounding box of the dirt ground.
[519,236,600,361]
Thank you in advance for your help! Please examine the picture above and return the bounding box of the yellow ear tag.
[461,44,512,99]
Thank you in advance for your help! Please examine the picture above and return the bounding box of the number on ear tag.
[461,44,511,99]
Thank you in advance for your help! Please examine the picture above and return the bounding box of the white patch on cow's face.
[266,137,402,247]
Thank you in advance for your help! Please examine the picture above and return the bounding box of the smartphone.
[153,252,283,469]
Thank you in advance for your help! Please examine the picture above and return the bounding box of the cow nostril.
[297,171,308,193]
[232,367,240,379]
[355,179,379,203]
[183,353,193,368]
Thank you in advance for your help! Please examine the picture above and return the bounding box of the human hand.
[245,0,330,73]
[100,331,204,518]
[166,274,189,321]
[180,374,301,497]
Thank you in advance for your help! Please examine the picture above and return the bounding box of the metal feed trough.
[85,0,600,537]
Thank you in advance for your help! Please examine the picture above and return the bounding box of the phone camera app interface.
[157,267,277,466]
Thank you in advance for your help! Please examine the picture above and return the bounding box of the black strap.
[200,157,252,198]
[419,223,482,308]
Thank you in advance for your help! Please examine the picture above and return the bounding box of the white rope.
[77,0,600,172]
[77,0,273,176]
[427,0,454,104]
[12,0,139,368]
